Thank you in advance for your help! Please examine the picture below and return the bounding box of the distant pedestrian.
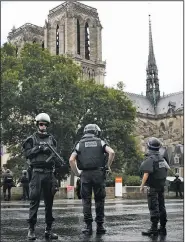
[2,169,14,201]
[173,173,183,198]
[20,170,29,200]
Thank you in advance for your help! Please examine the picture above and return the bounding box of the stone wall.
[135,114,183,152]
[134,113,184,176]
[3,186,180,201]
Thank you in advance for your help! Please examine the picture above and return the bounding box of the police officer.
[22,113,58,240]
[2,169,14,201]
[69,124,115,235]
[140,137,170,237]
[173,173,183,198]
[20,170,29,200]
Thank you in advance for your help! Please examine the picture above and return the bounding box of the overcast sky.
[1,1,183,95]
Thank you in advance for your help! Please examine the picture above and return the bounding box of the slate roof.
[156,91,183,115]
[126,91,183,115]
[126,92,155,115]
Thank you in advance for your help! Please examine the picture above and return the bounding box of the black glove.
[39,145,45,151]
[43,146,51,155]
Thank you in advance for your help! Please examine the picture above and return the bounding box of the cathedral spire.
[148,15,156,67]
[146,15,160,110]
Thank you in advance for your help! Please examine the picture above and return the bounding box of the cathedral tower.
[44,1,106,84]
[146,15,160,109]
[7,1,106,84]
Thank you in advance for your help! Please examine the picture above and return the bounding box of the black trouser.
[22,185,29,200]
[3,184,12,200]
[28,170,55,226]
[80,169,106,224]
[147,187,167,226]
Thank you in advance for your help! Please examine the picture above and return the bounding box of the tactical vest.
[28,133,55,168]
[4,174,13,184]
[77,135,105,170]
[147,154,167,188]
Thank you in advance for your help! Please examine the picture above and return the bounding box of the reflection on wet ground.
[1,199,183,242]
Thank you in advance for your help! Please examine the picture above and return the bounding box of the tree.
[75,80,142,172]
[2,43,83,180]
[2,43,142,180]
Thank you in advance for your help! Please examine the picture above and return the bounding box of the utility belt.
[32,168,53,173]
[82,167,104,171]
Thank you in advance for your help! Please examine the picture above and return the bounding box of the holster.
[27,166,33,183]
[99,167,109,180]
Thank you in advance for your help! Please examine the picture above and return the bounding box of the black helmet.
[84,124,101,136]
[147,137,161,150]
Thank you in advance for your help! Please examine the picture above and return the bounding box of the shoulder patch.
[158,161,166,168]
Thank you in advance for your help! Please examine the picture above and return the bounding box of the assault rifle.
[44,142,65,165]
[26,142,65,182]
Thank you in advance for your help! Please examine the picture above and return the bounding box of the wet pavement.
[1,199,183,242]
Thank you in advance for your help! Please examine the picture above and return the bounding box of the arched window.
[149,127,153,136]
[85,22,90,60]
[169,121,173,134]
[159,122,165,132]
[56,24,59,55]
[92,69,95,79]
[15,46,18,57]
[42,41,44,50]
[77,19,80,55]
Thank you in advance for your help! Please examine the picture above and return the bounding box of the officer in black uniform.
[140,137,170,237]
[22,113,58,240]
[20,170,29,200]
[2,169,14,201]
[69,124,115,235]
[173,173,183,198]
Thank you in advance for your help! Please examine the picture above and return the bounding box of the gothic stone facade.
[6,3,183,176]
[7,1,105,84]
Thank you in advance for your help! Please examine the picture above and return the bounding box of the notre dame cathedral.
[7,1,183,176]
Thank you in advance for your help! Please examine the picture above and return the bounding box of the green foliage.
[167,168,175,177]
[106,173,141,187]
[2,43,142,180]
[125,176,141,186]
[6,156,26,181]
[123,137,144,176]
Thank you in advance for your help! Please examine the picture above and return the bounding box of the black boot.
[45,224,58,239]
[142,223,158,236]
[28,225,36,240]
[82,223,92,235]
[4,194,7,201]
[158,226,167,236]
[96,223,106,234]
